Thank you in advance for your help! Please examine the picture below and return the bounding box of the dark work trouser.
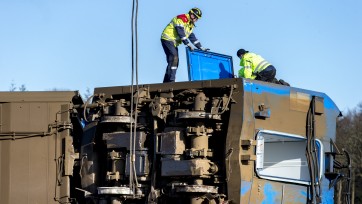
[255,65,277,82]
[161,39,179,83]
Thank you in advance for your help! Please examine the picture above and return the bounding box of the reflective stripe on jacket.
[161,14,195,47]
[238,53,271,79]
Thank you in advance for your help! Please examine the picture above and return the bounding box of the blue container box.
[186,48,234,81]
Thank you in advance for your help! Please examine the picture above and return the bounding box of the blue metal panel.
[240,181,252,196]
[186,48,234,81]
[283,184,308,203]
[262,183,282,204]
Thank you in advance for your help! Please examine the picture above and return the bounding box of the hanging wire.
[132,0,140,189]
[129,0,135,194]
[129,0,140,195]
[306,96,322,204]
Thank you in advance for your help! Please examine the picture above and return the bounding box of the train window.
[255,130,323,185]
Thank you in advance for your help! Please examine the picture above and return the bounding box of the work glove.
[186,44,194,51]
[200,47,210,51]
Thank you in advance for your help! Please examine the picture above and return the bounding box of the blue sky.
[0,0,361,112]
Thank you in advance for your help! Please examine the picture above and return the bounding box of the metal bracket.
[254,103,270,119]
[240,155,256,161]
[241,139,256,146]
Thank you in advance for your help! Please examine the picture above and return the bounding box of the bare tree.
[19,84,27,92]
[47,88,71,91]
[8,81,27,92]
[336,102,362,203]
[9,81,17,91]
[83,87,92,100]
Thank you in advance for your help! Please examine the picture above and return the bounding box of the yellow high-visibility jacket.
[161,14,199,47]
[238,53,271,79]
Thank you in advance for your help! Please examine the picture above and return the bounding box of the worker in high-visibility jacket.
[161,8,209,83]
[236,49,277,83]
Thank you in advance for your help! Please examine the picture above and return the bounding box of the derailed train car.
[0,78,351,204]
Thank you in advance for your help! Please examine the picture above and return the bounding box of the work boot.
[271,78,280,84]
[279,79,290,86]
